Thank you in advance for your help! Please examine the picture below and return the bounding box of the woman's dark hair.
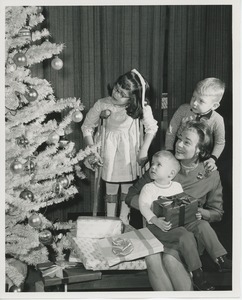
[107,70,150,119]
[183,120,213,162]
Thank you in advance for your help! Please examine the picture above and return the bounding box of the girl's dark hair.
[108,70,150,119]
[183,121,213,162]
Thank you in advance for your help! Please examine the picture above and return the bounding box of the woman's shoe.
[216,255,232,272]
[192,268,215,291]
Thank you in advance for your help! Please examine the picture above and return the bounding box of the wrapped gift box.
[36,261,101,289]
[153,192,198,229]
[70,236,147,271]
[76,216,123,239]
[98,227,164,267]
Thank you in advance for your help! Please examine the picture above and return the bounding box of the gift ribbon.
[112,238,134,256]
[39,261,79,279]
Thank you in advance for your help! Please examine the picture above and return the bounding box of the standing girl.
[81,69,158,224]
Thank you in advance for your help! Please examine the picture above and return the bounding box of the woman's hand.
[151,216,172,232]
[196,211,202,220]
[84,153,103,171]
[204,158,217,172]
[137,148,148,167]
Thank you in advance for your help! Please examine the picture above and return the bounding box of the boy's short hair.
[195,77,225,103]
[153,150,181,178]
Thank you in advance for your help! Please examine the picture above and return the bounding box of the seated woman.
[125,120,231,290]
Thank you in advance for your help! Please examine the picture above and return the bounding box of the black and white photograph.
[1,0,241,299]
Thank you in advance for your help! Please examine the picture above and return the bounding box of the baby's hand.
[153,216,172,232]
[84,153,103,171]
[204,158,217,173]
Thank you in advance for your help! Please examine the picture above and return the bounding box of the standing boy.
[165,78,225,171]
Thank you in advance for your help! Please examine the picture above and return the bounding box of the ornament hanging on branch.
[18,27,31,41]
[72,110,83,123]
[19,189,34,201]
[53,182,64,196]
[13,51,27,67]
[16,135,29,147]
[51,56,63,70]
[28,213,42,228]
[10,160,24,174]
[25,87,38,102]
[47,132,60,145]
[9,285,23,292]
[39,230,53,245]
[24,157,36,174]
[57,176,69,188]
[36,6,43,14]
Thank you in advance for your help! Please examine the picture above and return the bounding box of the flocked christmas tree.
[5,6,98,291]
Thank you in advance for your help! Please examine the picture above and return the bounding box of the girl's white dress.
[81,97,158,182]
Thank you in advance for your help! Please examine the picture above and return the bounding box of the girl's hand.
[204,158,217,173]
[137,149,148,167]
[84,153,103,171]
[151,216,172,232]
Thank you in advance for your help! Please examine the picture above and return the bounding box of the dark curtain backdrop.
[41,6,167,220]
[39,6,232,227]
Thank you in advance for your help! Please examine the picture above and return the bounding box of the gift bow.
[112,237,134,256]
[40,261,78,279]
[158,195,192,207]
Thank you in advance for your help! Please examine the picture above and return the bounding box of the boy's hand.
[204,158,217,173]
[150,216,172,232]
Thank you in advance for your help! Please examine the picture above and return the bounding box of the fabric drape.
[167,5,232,119]
[42,6,167,219]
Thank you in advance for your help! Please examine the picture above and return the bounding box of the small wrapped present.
[36,261,101,288]
[76,216,123,239]
[98,228,164,267]
[153,192,198,229]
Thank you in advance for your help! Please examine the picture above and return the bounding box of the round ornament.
[17,136,29,147]
[9,285,22,292]
[28,213,42,228]
[10,160,24,174]
[51,57,63,70]
[25,87,38,102]
[72,110,83,123]
[36,6,43,13]
[13,52,27,67]
[53,182,63,195]
[20,189,34,201]
[57,176,69,188]
[39,230,53,245]
[24,159,35,173]
[18,27,31,41]
[47,132,60,145]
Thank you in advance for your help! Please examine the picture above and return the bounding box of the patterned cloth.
[81,97,158,182]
